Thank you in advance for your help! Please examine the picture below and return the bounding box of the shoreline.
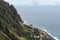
[24,21,59,40]
[39,28,59,40]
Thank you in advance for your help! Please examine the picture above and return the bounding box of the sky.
[5,0,60,6]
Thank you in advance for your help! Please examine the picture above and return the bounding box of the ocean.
[15,6,60,40]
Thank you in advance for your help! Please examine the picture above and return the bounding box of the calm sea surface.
[16,6,60,40]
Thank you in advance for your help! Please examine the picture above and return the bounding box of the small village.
[27,24,49,40]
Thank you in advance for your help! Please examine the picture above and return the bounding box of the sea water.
[16,6,60,40]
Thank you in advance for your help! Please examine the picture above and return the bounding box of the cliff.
[0,0,55,40]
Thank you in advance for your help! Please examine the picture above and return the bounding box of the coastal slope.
[0,0,55,40]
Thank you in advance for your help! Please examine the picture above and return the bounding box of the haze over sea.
[15,6,60,40]
[5,0,60,40]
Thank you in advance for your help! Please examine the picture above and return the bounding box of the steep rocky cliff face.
[0,0,55,40]
[0,0,25,40]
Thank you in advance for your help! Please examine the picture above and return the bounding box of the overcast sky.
[5,0,60,6]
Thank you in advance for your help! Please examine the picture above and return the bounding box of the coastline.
[39,28,59,40]
[0,0,59,40]
[24,20,59,40]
